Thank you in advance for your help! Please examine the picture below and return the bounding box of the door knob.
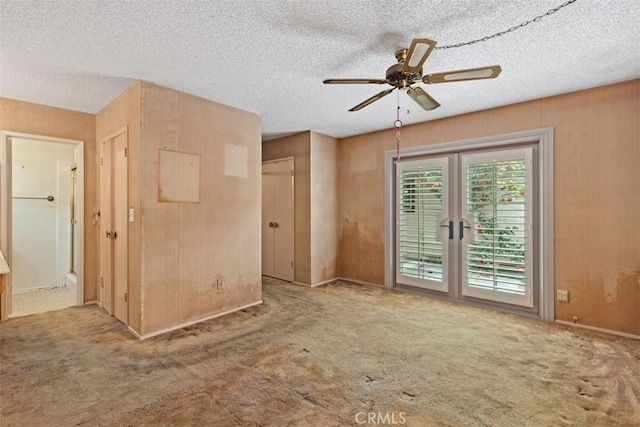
[440,220,454,240]
[273,222,279,228]
[106,231,111,238]
[459,221,472,240]
[269,222,274,228]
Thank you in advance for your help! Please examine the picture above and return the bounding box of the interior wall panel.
[96,82,142,333]
[338,80,640,335]
[310,132,339,284]
[140,82,262,335]
[541,81,640,335]
[0,97,97,306]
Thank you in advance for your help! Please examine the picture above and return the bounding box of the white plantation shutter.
[396,157,449,292]
[461,148,533,307]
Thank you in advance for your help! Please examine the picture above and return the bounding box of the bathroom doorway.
[0,132,84,318]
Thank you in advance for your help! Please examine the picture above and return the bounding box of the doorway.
[385,128,554,320]
[262,158,294,282]
[0,132,85,319]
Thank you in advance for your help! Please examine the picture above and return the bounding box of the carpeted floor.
[1,278,639,426]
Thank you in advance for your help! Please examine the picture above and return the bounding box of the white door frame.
[384,128,554,322]
[0,131,85,320]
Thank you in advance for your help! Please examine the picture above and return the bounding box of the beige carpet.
[1,278,638,426]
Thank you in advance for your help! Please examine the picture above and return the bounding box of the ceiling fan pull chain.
[394,96,402,160]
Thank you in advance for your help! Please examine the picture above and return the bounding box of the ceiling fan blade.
[401,37,437,74]
[349,88,396,112]
[423,65,502,84]
[406,86,440,111]
[323,78,388,84]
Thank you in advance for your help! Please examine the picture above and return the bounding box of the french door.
[396,146,535,309]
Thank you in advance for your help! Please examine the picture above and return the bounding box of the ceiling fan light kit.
[323,37,502,112]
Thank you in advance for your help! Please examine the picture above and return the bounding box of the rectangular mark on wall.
[225,144,248,178]
[158,148,200,203]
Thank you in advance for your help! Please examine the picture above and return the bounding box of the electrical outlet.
[557,289,569,302]
[216,279,224,290]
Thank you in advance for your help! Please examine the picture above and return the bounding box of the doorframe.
[0,131,85,320]
[261,157,295,282]
[384,128,554,321]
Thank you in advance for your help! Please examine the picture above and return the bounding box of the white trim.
[293,281,311,287]
[0,131,85,321]
[384,127,554,321]
[135,300,263,340]
[337,277,384,288]
[310,277,339,287]
[555,320,640,340]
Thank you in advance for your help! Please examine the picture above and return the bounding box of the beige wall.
[0,98,97,309]
[138,82,262,336]
[95,82,142,332]
[338,80,640,335]
[263,132,311,284]
[310,132,339,284]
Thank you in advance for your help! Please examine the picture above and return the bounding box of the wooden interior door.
[99,138,113,315]
[262,162,277,278]
[99,130,128,324]
[112,132,128,323]
[262,159,294,282]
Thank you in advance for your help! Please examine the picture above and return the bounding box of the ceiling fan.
[323,37,502,112]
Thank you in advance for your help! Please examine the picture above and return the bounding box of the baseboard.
[83,300,98,306]
[135,300,263,340]
[337,277,384,288]
[555,320,640,340]
[128,326,142,339]
[310,277,340,287]
[293,281,311,287]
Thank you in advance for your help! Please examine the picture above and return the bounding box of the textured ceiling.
[1,0,639,140]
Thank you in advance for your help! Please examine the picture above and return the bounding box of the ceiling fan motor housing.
[386,62,422,88]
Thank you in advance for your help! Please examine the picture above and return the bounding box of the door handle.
[269,222,274,228]
[106,231,111,239]
[459,221,471,240]
[273,222,279,228]
[113,231,118,239]
[440,221,454,240]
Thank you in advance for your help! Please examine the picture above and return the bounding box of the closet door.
[99,138,113,315]
[112,131,128,323]
[99,129,128,324]
[262,159,294,282]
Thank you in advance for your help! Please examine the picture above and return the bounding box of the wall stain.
[562,268,639,335]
